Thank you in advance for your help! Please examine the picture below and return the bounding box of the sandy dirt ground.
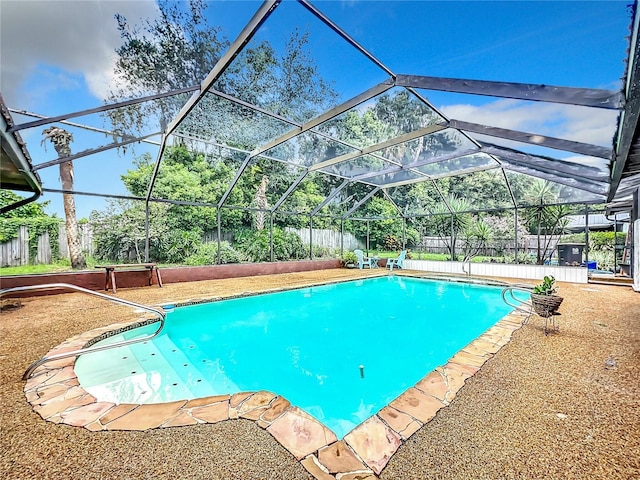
[1,269,638,479]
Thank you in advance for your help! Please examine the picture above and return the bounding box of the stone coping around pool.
[23,274,529,479]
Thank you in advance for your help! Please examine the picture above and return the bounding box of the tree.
[428,195,472,260]
[522,180,571,264]
[99,2,342,263]
[107,0,228,134]
[253,175,269,230]
[460,217,494,261]
[41,127,86,269]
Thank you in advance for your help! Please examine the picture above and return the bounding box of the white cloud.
[0,0,159,106]
[440,98,618,147]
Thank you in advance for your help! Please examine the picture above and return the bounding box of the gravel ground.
[1,270,638,480]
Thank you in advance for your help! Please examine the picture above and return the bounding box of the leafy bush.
[383,234,402,251]
[184,241,244,265]
[311,245,336,259]
[234,228,306,262]
[503,252,538,264]
[164,230,202,264]
[341,251,357,267]
[588,249,614,271]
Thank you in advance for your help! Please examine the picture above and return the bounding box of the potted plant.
[531,275,563,317]
[341,251,358,268]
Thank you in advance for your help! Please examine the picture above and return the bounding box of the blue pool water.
[75,276,519,438]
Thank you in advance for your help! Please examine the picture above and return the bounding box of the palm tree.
[41,127,87,269]
[253,175,269,231]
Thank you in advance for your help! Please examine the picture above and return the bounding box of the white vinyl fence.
[403,259,589,283]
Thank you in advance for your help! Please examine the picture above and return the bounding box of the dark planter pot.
[531,293,563,317]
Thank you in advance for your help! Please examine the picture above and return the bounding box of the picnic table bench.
[96,263,162,294]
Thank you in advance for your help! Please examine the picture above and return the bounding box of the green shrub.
[311,245,336,259]
[383,234,402,251]
[341,251,357,267]
[234,228,306,262]
[164,230,202,264]
[184,241,244,265]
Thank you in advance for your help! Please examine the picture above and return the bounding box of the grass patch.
[0,257,102,276]
[0,260,73,276]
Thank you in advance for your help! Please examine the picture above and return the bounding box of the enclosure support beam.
[501,168,518,210]
[481,143,608,184]
[342,187,380,219]
[270,213,274,263]
[366,220,370,256]
[395,74,624,109]
[500,163,608,197]
[309,215,313,260]
[145,202,150,263]
[310,180,349,216]
[514,208,519,264]
[350,147,479,183]
[310,123,447,171]
[33,132,161,171]
[340,220,344,257]
[585,204,590,266]
[380,188,405,217]
[403,218,406,250]
[9,86,200,133]
[165,0,280,137]
[272,171,308,213]
[450,214,455,261]
[218,153,254,209]
[450,119,612,159]
[609,5,640,201]
[217,208,222,265]
[297,0,395,78]
[10,109,162,147]
[384,164,498,189]
[145,134,169,202]
[252,81,394,158]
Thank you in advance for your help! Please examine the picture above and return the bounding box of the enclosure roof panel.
[0,94,41,200]
[5,0,639,217]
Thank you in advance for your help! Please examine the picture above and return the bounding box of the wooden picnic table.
[95,263,162,294]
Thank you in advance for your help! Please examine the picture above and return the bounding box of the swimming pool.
[75,276,519,439]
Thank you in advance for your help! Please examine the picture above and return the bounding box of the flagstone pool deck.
[2,269,639,479]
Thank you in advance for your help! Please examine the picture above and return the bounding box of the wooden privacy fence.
[285,227,363,251]
[1,225,29,267]
[202,228,364,251]
[417,235,562,258]
[0,224,94,267]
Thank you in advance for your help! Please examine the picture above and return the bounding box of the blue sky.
[0,0,632,218]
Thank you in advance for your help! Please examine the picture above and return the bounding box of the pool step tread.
[151,334,221,398]
[77,336,196,403]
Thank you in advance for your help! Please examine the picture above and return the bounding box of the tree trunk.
[42,127,86,270]
[59,161,86,269]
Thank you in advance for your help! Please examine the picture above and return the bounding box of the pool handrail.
[0,283,166,381]
[501,284,534,315]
